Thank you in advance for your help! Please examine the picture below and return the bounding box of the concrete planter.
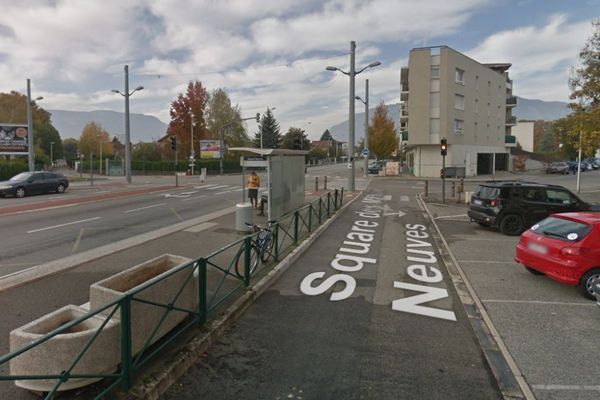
[89,254,195,355]
[10,305,120,392]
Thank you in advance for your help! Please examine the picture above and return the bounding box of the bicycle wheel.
[260,233,274,263]
[235,245,260,279]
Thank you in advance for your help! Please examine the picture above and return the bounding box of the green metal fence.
[0,188,344,399]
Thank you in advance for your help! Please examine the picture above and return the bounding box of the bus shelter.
[229,147,308,222]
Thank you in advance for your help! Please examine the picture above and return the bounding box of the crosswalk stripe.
[206,185,230,190]
[400,195,410,201]
[194,184,219,189]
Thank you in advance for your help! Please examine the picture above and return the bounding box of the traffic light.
[256,113,260,123]
[170,136,177,151]
[440,168,445,178]
[440,137,447,156]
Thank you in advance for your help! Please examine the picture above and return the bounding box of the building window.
[431,66,440,78]
[453,119,464,134]
[475,99,479,113]
[454,94,465,110]
[487,103,491,117]
[475,75,479,90]
[474,122,478,137]
[455,68,465,84]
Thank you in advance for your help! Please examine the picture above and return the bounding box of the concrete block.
[10,305,120,392]
[89,254,195,355]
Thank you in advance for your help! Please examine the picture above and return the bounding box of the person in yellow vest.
[247,170,260,208]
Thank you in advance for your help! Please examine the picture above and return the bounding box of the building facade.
[400,46,517,177]
[512,121,535,152]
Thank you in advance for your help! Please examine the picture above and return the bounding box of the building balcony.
[506,116,517,126]
[401,131,408,141]
[401,91,409,101]
[505,135,517,147]
[506,96,517,107]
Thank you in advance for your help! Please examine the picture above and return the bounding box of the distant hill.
[48,109,168,142]
[327,97,569,142]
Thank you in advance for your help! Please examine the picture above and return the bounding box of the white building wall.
[512,121,535,152]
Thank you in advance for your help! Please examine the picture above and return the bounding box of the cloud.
[467,14,593,101]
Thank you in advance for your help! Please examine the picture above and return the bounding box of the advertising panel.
[385,161,399,176]
[199,140,221,159]
[0,124,29,155]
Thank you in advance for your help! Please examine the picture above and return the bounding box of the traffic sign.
[362,148,369,157]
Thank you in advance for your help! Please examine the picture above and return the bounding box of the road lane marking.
[184,222,218,233]
[215,190,236,195]
[400,195,409,201]
[482,299,594,306]
[194,184,219,189]
[434,214,468,220]
[182,195,207,202]
[206,185,229,190]
[170,207,183,221]
[72,228,85,253]
[461,260,516,264]
[124,203,167,213]
[94,190,112,194]
[532,384,600,391]
[27,217,101,234]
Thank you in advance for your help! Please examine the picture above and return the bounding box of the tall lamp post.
[260,107,276,149]
[112,65,144,184]
[190,112,195,175]
[355,79,369,178]
[326,41,380,191]
[50,141,54,168]
[26,78,43,171]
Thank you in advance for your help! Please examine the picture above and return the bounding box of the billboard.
[199,140,221,159]
[0,124,29,155]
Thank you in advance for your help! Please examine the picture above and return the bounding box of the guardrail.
[0,188,344,399]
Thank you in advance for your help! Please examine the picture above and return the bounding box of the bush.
[0,159,28,180]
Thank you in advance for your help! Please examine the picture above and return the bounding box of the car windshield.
[475,186,499,199]
[530,216,592,242]
[9,172,32,181]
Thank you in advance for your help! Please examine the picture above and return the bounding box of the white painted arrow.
[383,210,406,218]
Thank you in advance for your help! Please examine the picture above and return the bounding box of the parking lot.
[424,173,600,400]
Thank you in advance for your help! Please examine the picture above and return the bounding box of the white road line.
[434,214,468,220]
[181,195,207,202]
[232,188,243,192]
[206,185,229,190]
[400,195,410,202]
[94,190,112,194]
[461,260,515,264]
[27,217,101,234]
[124,203,167,213]
[180,191,199,195]
[215,190,235,195]
[482,299,594,306]
[532,384,600,391]
[194,184,219,189]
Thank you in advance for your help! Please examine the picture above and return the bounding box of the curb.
[417,194,535,400]
[127,192,363,400]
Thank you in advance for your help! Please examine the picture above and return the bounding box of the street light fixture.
[326,41,381,191]
[112,65,144,183]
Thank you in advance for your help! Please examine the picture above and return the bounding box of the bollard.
[324,176,328,190]
[459,178,464,194]
[451,181,456,197]
[424,180,428,197]
[315,176,319,191]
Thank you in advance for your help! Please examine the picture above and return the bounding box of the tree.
[79,122,112,159]
[369,102,397,159]
[254,108,281,148]
[282,127,310,150]
[35,122,63,165]
[206,88,250,149]
[63,138,79,164]
[320,129,333,141]
[166,81,210,159]
[132,141,161,162]
[563,19,600,157]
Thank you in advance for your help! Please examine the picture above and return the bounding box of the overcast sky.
[0,0,597,139]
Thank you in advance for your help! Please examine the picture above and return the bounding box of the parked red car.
[515,212,600,299]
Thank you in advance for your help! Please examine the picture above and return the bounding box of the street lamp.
[50,141,54,168]
[326,41,381,191]
[355,79,369,178]
[220,114,260,174]
[190,111,195,175]
[260,107,276,149]
[111,65,144,183]
[26,78,43,171]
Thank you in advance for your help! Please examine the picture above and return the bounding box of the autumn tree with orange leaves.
[166,81,210,158]
[368,102,397,159]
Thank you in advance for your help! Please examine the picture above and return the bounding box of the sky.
[0,0,598,140]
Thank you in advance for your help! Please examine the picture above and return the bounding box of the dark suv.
[467,181,600,235]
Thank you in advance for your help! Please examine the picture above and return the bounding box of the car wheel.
[577,268,600,300]
[56,184,66,194]
[499,214,524,236]
[15,187,26,198]
[525,266,544,275]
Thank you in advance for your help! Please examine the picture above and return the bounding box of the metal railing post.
[120,296,133,389]
[340,188,344,207]
[451,181,456,197]
[293,211,299,244]
[315,176,319,191]
[424,180,429,197]
[324,176,328,190]
[244,237,252,286]
[308,204,313,233]
[327,192,331,217]
[198,259,207,325]
[273,223,280,261]
[318,198,322,224]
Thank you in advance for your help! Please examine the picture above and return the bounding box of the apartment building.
[400,46,517,177]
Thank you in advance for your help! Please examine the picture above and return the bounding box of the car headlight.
[0,185,13,190]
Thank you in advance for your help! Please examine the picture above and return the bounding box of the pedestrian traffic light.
[440,137,447,156]
[170,136,177,150]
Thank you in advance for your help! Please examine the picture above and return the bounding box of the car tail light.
[489,199,499,207]
[560,246,587,256]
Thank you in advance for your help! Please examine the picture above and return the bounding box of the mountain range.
[327,96,570,141]
[48,109,168,142]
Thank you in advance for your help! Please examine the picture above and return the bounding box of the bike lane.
[164,180,503,400]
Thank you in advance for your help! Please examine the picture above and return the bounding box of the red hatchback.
[515,212,600,299]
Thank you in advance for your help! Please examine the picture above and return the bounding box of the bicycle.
[234,222,275,278]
